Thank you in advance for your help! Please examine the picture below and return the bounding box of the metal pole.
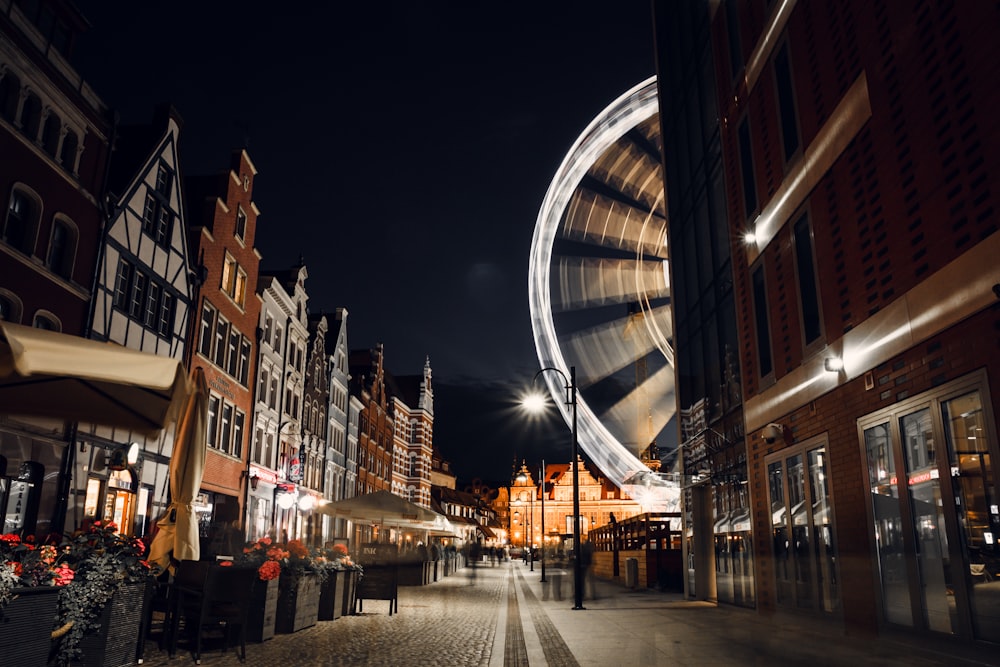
[529,491,534,571]
[539,459,546,582]
[570,365,584,610]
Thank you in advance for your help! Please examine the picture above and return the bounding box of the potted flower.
[237,536,283,642]
[315,544,361,620]
[0,533,74,667]
[51,521,153,667]
[273,539,326,634]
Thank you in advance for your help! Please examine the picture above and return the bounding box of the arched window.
[0,72,20,122]
[19,92,41,141]
[60,130,78,172]
[41,112,60,157]
[47,215,77,279]
[0,290,23,323]
[4,186,41,255]
[33,310,60,331]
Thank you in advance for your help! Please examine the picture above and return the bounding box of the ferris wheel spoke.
[553,256,670,311]
[596,364,677,453]
[562,189,668,258]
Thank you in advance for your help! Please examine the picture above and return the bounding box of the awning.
[477,524,497,538]
[0,322,192,435]
[316,490,452,532]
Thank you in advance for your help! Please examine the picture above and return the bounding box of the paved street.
[138,561,998,666]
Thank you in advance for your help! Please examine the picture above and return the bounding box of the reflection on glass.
[788,454,813,608]
[769,460,792,604]
[810,447,840,613]
[901,408,955,634]
[865,422,912,626]
[943,391,1000,641]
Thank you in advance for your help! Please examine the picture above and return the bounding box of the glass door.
[767,440,840,614]
[861,373,999,641]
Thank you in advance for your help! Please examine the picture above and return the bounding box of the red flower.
[219,560,233,567]
[258,560,281,581]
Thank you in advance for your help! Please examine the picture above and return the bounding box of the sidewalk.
[510,561,999,667]
[134,560,999,666]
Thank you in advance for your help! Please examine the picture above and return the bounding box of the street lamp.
[523,365,584,610]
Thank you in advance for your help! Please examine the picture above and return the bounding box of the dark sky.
[71,1,657,484]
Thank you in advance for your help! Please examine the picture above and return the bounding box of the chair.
[970,563,993,582]
[174,563,257,664]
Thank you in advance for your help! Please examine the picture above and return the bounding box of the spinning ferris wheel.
[528,77,678,511]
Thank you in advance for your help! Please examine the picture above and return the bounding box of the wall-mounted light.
[298,494,315,512]
[743,230,757,245]
[126,442,140,465]
[276,492,296,510]
[824,357,844,372]
[249,472,260,491]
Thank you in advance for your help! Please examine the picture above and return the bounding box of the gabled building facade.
[185,148,261,549]
[82,104,195,539]
[321,307,352,540]
[302,312,329,545]
[388,357,434,508]
[349,345,394,497]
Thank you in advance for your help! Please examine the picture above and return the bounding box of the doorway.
[860,371,999,640]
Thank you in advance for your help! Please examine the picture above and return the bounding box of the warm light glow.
[743,230,757,245]
[276,492,295,510]
[824,357,844,372]
[521,392,549,414]
[298,494,315,511]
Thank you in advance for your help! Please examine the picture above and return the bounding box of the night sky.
[71,1,657,484]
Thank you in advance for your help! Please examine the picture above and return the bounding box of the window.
[263,314,273,348]
[0,72,20,122]
[238,337,251,386]
[46,216,76,279]
[59,131,78,172]
[207,396,220,448]
[214,318,229,368]
[41,112,60,157]
[752,265,773,377]
[725,0,743,79]
[774,42,800,163]
[273,326,282,350]
[233,410,245,459]
[793,214,822,346]
[220,403,233,454]
[129,272,146,319]
[227,329,239,376]
[113,259,133,310]
[198,303,216,357]
[738,118,757,218]
[235,205,247,241]
[144,282,161,328]
[4,187,40,255]
[33,312,59,331]
[20,92,41,141]
[268,377,278,409]
[0,291,22,323]
[258,365,269,405]
[221,254,247,306]
[154,163,171,198]
[157,293,175,337]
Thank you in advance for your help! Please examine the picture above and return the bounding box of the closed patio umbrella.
[148,367,208,571]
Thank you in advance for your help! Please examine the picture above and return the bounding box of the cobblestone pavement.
[139,562,506,667]
[133,561,999,667]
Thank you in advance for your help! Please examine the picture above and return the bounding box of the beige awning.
[0,322,192,435]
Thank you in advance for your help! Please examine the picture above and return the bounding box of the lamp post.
[524,365,584,610]
[539,459,546,583]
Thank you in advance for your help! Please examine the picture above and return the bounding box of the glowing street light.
[522,365,584,610]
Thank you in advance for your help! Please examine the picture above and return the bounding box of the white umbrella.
[148,367,208,571]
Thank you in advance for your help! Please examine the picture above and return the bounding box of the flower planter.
[73,581,148,667]
[0,586,59,667]
[342,569,359,616]
[246,576,279,642]
[275,572,320,633]
[318,569,346,621]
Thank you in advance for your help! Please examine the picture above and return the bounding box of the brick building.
[655,0,1000,645]
[185,148,261,553]
[0,0,112,536]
